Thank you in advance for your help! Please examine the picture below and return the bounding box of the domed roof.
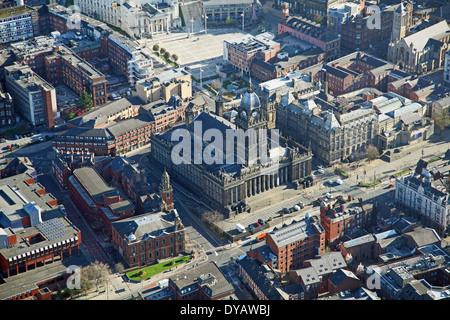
[240,79,260,111]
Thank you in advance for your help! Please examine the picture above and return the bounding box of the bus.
[256,233,267,242]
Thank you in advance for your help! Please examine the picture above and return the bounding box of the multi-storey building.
[203,0,254,21]
[75,0,180,38]
[223,32,281,74]
[68,167,135,236]
[44,45,108,108]
[276,88,378,166]
[316,52,397,95]
[5,63,57,128]
[52,150,96,189]
[278,8,340,62]
[0,5,39,44]
[289,251,347,299]
[150,87,313,215]
[111,211,185,268]
[0,172,81,280]
[395,168,450,236]
[167,261,235,300]
[0,91,16,127]
[319,196,374,246]
[135,68,192,104]
[266,216,325,274]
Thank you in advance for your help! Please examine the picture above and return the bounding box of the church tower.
[391,2,408,43]
[159,168,174,211]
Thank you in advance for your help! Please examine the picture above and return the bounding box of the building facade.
[150,86,313,215]
[266,216,325,274]
[5,63,57,128]
[111,211,185,268]
[0,5,39,44]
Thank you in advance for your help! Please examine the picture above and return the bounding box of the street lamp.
[200,68,203,89]
[203,15,208,33]
[241,13,244,31]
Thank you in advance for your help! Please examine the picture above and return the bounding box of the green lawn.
[359,180,381,187]
[126,256,190,281]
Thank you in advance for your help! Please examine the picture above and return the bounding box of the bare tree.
[84,260,111,291]
[365,145,380,161]
[201,210,224,232]
[114,262,125,274]
[210,79,222,90]
[80,270,93,294]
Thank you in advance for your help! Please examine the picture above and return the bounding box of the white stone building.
[75,0,181,38]
[395,170,450,236]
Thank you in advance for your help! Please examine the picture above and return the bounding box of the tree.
[160,47,166,55]
[171,54,178,62]
[210,79,222,90]
[78,90,94,112]
[64,111,76,121]
[164,51,171,61]
[152,44,159,52]
[435,109,450,132]
[84,260,111,291]
[114,262,125,274]
[365,144,380,161]
[80,270,93,294]
[201,210,224,233]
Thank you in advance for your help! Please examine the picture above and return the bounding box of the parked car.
[258,218,265,225]
[298,202,304,207]
[318,168,324,174]
[293,205,300,211]
[326,193,333,199]
[282,207,290,214]
[335,179,343,185]
[388,184,395,188]
[317,197,324,203]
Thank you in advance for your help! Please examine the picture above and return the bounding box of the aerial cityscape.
[0,0,449,307]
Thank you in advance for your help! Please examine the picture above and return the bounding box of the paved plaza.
[142,28,248,80]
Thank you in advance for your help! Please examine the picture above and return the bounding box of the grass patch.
[1,126,27,138]
[395,168,412,177]
[359,180,381,187]
[335,168,349,178]
[427,157,441,163]
[126,256,190,281]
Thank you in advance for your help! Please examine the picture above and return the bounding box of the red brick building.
[266,216,325,274]
[316,52,398,95]
[288,251,347,299]
[111,211,185,268]
[319,196,373,247]
[68,167,135,236]
[0,173,82,280]
[278,14,340,62]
